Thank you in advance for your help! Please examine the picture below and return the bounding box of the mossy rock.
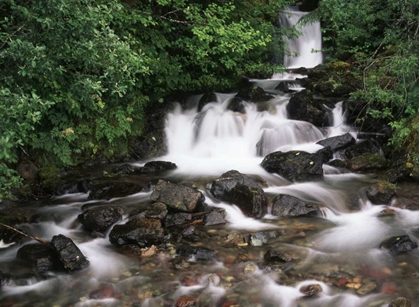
[347,153,388,172]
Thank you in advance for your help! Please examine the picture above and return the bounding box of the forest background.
[0,0,418,199]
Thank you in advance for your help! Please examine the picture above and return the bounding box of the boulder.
[16,243,58,273]
[198,92,218,112]
[109,217,168,248]
[209,170,267,219]
[203,210,226,226]
[346,153,388,172]
[129,202,168,220]
[235,86,274,102]
[137,161,177,174]
[227,97,247,113]
[261,147,333,182]
[366,181,396,205]
[165,213,194,228]
[78,206,124,232]
[379,235,418,255]
[271,194,321,217]
[150,180,205,212]
[316,133,356,151]
[286,90,327,127]
[50,235,89,271]
[176,246,216,261]
[344,139,383,160]
[88,181,144,200]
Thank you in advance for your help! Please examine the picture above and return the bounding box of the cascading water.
[278,6,323,69]
[0,11,418,307]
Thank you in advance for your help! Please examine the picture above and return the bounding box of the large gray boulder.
[271,194,321,217]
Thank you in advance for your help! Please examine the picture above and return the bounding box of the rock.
[16,243,58,273]
[243,263,258,274]
[203,210,226,226]
[171,256,190,270]
[50,235,89,271]
[198,92,218,112]
[150,180,204,212]
[316,133,356,151]
[286,90,327,127]
[225,232,247,246]
[88,181,144,200]
[236,86,274,103]
[356,281,377,295]
[346,153,388,172]
[264,249,293,262]
[89,285,115,299]
[129,202,168,220]
[379,235,418,255]
[17,158,39,181]
[78,206,124,232]
[137,161,177,174]
[261,147,333,182]
[344,139,383,160]
[112,164,135,174]
[388,297,412,307]
[210,170,268,219]
[275,80,301,93]
[165,213,194,228]
[176,295,197,307]
[366,181,396,205]
[227,97,247,113]
[109,218,168,248]
[176,246,216,261]
[299,284,323,296]
[271,194,321,217]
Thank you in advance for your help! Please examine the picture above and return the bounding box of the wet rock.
[203,210,226,226]
[78,206,124,232]
[326,159,348,169]
[50,234,89,271]
[271,194,321,217]
[261,147,333,182]
[112,163,135,174]
[379,235,418,255]
[109,218,168,248]
[198,92,218,112]
[299,284,323,297]
[388,297,412,307]
[176,246,216,261]
[176,295,197,307]
[243,263,258,274]
[346,153,388,172]
[264,249,293,263]
[275,80,301,93]
[227,97,247,113]
[165,213,194,228]
[150,180,204,212]
[316,133,356,151]
[137,161,177,174]
[171,256,190,270]
[286,90,327,127]
[366,181,396,205]
[344,139,383,160]
[225,232,247,246]
[356,281,377,295]
[17,158,39,181]
[236,86,274,103]
[89,285,115,299]
[129,202,168,220]
[210,170,268,218]
[88,181,144,200]
[16,243,58,273]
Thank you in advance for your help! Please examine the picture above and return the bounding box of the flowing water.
[0,10,418,307]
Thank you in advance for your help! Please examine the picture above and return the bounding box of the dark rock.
[210,170,267,218]
[261,148,333,182]
[307,65,329,80]
[56,180,92,195]
[344,139,383,160]
[388,297,412,307]
[346,153,388,172]
[50,235,89,271]
[176,246,216,261]
[366,182,396,205]
[88,181,144,200]
[227,97,247,113]
[150,180,204,212]
[78,206,124,232]
[343,99,389,133]
[17,158,39,181]
[137,161,177,174]
[16,243,58,273]
[299,284,323,297]
[129,202,168,220]
[264,249,293,262]
[112,164,135,174]
[286,90,326,127]
[380,235,418,255]
[236,86,274,102]
[275,80,301,93]
[271,194,321,217]
[326,159,348,169]
[198,92,218,112]
[317,133,356,151]
[165,213,194,228]
[203,210,226,226]
[109,218,168,247]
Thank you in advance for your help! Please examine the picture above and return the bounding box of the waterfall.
[279,7,323,69]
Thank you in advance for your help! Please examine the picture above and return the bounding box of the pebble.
[243,263,258,274]
[357,281,377,295]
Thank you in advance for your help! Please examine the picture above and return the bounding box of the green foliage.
[0,0,293,198]
[305,0,418,166]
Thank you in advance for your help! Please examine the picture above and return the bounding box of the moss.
[38,166,65,192]
[377,180,397,193]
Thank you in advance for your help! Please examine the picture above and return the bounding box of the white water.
[278,7,323,68]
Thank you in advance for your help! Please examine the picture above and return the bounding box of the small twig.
[0,19,29,50]
[0,223,48,245]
